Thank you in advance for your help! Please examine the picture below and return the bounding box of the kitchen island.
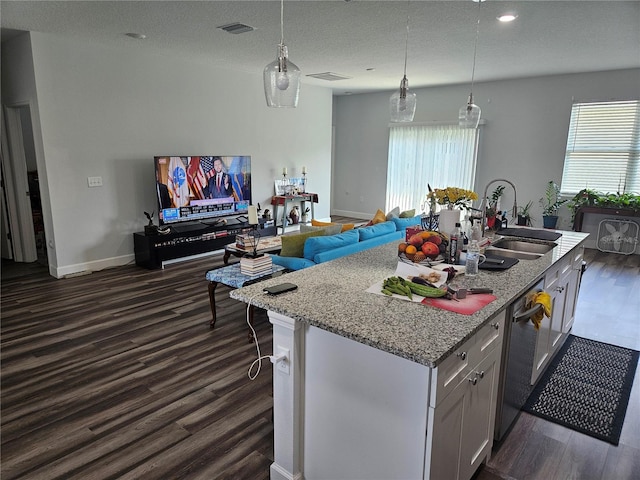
[231,229,589,480]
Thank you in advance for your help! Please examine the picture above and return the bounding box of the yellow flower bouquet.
[427,186,478,211]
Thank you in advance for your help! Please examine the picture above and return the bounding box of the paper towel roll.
[248,205,259,225]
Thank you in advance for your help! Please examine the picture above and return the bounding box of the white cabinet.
[532,246,584,385]
[427,311,505,480]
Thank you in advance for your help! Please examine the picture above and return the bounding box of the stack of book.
[235,234,257,250]
[240,255,273,276]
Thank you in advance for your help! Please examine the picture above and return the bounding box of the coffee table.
[223,235,282,264]
[206,262,286,340]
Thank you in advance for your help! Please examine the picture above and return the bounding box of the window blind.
[386,124,479,213]
[561,100,640,195]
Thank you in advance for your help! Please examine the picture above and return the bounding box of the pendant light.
[263,0,301,108]
[459,0,483,128]
[390,0,416,122]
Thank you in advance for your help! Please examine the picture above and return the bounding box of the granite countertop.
[230,229,589,368]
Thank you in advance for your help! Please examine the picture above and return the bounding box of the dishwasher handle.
[513,303,544,323]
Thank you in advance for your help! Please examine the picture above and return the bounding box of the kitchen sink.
[486,238,557,260]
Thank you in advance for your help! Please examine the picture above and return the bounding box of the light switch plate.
[87,176,103,187]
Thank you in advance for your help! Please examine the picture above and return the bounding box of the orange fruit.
[405,245,418,255]
[398,242,408,253]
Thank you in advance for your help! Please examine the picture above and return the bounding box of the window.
[386,124,479,212]
[561,100,640,195]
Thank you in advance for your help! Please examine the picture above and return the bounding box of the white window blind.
[561,100,640,195]
[386,124,479,212]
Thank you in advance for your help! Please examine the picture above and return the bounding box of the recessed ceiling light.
[497,14,518,23]
[125,33,146,39]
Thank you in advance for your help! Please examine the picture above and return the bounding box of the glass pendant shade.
[390,76,417,122]
[459,94,481,128]
[264,44,300,108]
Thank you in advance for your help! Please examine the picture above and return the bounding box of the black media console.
[133,218,276,269]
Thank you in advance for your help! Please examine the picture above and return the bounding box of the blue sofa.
[271,216,421,271]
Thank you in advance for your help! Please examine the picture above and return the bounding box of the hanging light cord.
[280,0,285,46]
[402,0,411,78]
[469,0,482,98]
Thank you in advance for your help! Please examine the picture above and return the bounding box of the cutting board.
[479,253,519,270]
[422,293,496,315]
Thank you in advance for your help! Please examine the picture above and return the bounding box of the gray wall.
[2,32,333,277]
[332,69,640,229]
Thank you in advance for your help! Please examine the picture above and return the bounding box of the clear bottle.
[449,222,461,264]
[466,240,481,276]
[471,219,481,242]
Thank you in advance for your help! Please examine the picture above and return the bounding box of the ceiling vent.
[306,72,352,82]
[217,23,255,34]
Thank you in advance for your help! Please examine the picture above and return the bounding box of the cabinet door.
[563,248,584,333]
[428,379,464,480]
[459,352,499,480]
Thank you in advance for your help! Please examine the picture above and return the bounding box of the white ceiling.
[2,1,639,95]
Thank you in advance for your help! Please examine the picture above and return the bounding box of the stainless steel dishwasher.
[494,278,545,442]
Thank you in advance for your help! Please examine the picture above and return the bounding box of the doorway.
[1,104,47,267]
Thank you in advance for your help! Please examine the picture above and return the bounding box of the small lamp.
[459,0,484,129]
[263,0,301,108]
[390,0,416,123]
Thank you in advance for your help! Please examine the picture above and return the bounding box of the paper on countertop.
[366,261,449,303]
[431,263,466,274]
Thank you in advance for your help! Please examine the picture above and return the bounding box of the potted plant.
[517,200,533,226]
[485,185,505,230]
[539,181,567,229]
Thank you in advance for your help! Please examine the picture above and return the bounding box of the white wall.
[332,69,640,230]
[2,32,332,277]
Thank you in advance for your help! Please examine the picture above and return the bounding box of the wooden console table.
[271,193,318,233]
[573,206,639,231]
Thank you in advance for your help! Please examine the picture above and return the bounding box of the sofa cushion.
[303,229,359,261]
[279,230,325,258]
[358,221,396,241]
[299,224,343,236]
[270,254,316,271]
[391,215,422,232]
[399,208,416,218]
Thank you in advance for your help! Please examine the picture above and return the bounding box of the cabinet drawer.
[473,311,505,359]
[430,336,474,407]
[429,313,506,408]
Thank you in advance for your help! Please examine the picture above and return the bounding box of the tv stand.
[134,219,276,269]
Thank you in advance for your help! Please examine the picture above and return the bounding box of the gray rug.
[523,335,639,445]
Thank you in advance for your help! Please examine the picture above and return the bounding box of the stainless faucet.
[479,178,518,237]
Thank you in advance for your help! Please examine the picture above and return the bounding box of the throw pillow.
[279,230,325,258]
[399,209,416,218]
[371,209,387,225]
[310,219,353,233]
[300,224,342,236]
[386,206,400,220]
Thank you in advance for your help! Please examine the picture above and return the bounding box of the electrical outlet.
[87,176,103,187]
[276,346,290,375]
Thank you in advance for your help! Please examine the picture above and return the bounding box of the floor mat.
[523,335,639,445]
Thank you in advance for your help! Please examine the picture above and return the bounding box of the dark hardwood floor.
[1,246,638,479]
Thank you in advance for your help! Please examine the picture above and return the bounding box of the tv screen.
[154,155,252,225]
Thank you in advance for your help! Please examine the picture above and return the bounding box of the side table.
[205,263,286,341]
[271,193,319,233]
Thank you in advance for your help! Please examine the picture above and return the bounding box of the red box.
[405,226,423,242]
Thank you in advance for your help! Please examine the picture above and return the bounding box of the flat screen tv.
[154,155,252,225]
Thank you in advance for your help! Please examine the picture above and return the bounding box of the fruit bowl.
[398,252,445,267]
[398,230,449,266]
